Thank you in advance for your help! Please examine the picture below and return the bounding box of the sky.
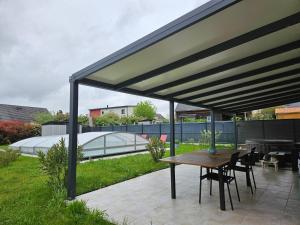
[0,0,209,117]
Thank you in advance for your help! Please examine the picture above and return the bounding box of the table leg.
[218,167,225,210]
[245,163,251,187]
[170,163,176,199]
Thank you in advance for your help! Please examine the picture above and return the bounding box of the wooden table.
[160,150,249,210]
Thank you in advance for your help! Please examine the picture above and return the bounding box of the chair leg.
[249,177,253,195]
[250,167,256,189]
[233,170,240,202]
[210,177,212,196]
[226,182,234,210]
[199,167,202,204]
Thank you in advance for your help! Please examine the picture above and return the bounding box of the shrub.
[38,138,83,192]
[94,112,120,126]
[0,148,20,167]
[199,130,222,147]
[0,120,41,144]
[146,136,165,162]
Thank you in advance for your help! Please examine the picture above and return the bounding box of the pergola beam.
[228,96,300,112]
[197,77,300,104]
[219,89,300,109]
[146,41,300,96]
[181,67,300,101]
[209,85,300,107]
[115,12,300,90]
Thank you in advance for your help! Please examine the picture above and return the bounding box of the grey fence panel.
[264,120,294,140]
[295,120,300,142]
[84,120,300,145]
[237,121,264,143]
[127,125,142,133]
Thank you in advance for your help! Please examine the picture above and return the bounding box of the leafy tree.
[133,101,156,121]
[55,110,69,122]
[34,112,54,124]
[119,115,141,125]
[78,114,89,126]
[94,112,120,126]
[250,107,276,120]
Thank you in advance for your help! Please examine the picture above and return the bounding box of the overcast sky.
[0,0,209,116]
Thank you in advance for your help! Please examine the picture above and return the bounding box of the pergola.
[67,0,300,199]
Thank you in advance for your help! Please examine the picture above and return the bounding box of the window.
[121,109,125,114]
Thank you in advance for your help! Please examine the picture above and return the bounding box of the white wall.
[101,106,135,117]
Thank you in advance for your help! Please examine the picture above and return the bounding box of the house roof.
[175,103,205,112]
[71,0,300,113]
[0,104,48,123]
[155,113,166,120]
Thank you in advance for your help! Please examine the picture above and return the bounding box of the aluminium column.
[67,79,79,200]
[170,101,176,199]
[210,110,216,151]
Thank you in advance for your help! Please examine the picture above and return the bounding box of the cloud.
[0,0,209,116]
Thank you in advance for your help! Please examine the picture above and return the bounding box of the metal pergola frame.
[67,0,300,199]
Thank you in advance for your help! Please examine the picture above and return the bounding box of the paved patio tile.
[78,164,300,225]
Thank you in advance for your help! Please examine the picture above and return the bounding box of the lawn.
[0,143,232,225]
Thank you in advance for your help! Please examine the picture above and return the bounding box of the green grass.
[0,143,232,225]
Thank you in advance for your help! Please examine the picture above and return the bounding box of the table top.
[160,150,249,169]
[246,139,294,144]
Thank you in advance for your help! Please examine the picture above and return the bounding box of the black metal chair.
[235,147,257,194]
[199,152,240,210]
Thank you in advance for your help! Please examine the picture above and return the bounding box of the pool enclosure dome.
[10,132,148,158]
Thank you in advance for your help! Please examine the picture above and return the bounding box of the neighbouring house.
[0,104,48,123]
[275,103,300,119]
[89,105,136,119]
[175,103,231,121]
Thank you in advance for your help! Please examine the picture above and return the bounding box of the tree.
[78,114,89,126]
[94,112,120,126]
[133,101,156,121]
[34,112,54,124]
[250,107,276,120]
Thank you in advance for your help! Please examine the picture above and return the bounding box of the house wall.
[275,107,300,119]
[90,109,101,119]
[91,106,135,118]
[277,113,300,119]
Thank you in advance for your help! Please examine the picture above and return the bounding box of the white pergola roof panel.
[72,0,300,112]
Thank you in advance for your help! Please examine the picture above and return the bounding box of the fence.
[236,119,300,143]
[82,119,300,144]
[82,121,235,144]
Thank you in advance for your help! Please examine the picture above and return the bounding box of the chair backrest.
[248,147,256,165]
[227,152,240,170]
[160,134,167,143]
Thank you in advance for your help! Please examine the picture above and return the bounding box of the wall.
[100,106,135,117]
[42,124,82,136]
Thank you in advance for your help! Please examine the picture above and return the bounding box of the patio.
[78,164,300,225]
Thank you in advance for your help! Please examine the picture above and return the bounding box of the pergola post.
[233,114,238,150]
[67,79,79,200]
[210,110,216,153]
[169,100,176,199]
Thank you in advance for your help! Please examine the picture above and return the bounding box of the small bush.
[38,138,83,192]
[146,136,165,162]
[199,130,222,147]
[0,148,20,167]
[0,120,41,144]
